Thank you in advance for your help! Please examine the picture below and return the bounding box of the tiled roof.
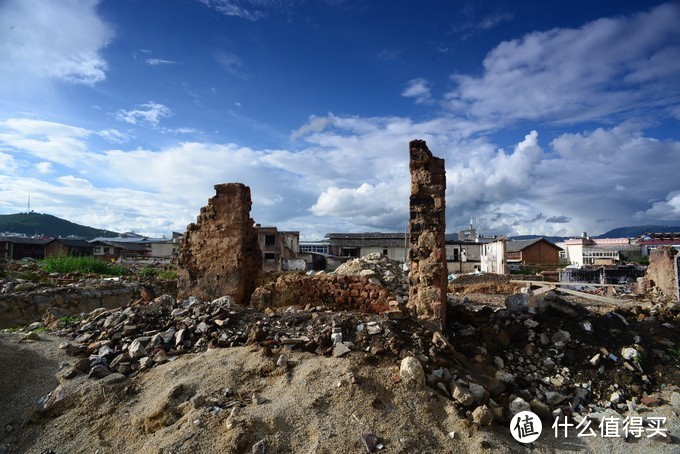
[326,232,406,247]
[506,238,562,252]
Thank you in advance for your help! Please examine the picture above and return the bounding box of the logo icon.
[510,411,542,443]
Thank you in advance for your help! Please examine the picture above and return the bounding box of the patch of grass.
[138,266,157,278]
[158,270,178,280]
[40,255,126,276]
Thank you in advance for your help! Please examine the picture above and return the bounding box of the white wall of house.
[151,242,179,257]
[481,240,508,274]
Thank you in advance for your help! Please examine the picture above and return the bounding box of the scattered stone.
[332,343,351,358]
[100,373,127,385]
[509,397,531,415]
[545,391,567,406]
[128,339,147,359]
[399,357,426,388]
[640,395,663,407]
[472,405,493,426]
[276,354,289,368]
[252,393,268,405]
[451,383,475,406]
[621,347,642,362]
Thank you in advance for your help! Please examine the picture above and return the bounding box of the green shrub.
[40,255,126,276]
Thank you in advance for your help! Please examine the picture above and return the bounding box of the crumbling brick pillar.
[407,140,447,328]
[644,246,680,302]
[177,183,262,304]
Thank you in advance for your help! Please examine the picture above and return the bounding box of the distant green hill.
[0,212,119,239]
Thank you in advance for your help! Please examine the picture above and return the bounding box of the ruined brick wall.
[644,246,680,302]
[407,139,447,326]
[177,183,262,304]
[251,273,393,314]
[0,280,172,329]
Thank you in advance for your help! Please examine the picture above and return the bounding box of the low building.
[256,226,302,272]
[557,233,642,266]
[637,232,680,256]
[326,232,408,262]
[505,238,562,268]
[44,238,93,257]
[0,235,49,260]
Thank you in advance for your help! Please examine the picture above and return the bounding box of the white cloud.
[36,162,53,174]
[157,127,198,135]
[0,152,17,172]
[445,3,680,125]
[401,78,433,105]
[57,175,94,188]
[635,190,680,221]
[1,114,679,239]
[0,0,113,85]
[0,119,90,166]
[114,102,173,127]
[97,129,131,144]
[145,58,177,66]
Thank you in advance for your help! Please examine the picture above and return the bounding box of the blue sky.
[0,0,679,239]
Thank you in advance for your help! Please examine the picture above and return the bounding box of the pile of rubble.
[332,252,409,300]
[26,280,679,440]
[39,292,433,385]
[438,290,680,430]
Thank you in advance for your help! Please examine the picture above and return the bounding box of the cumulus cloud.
[1,112,679,239]
[445,3,680,125]
[0,0,113,85]
[114,102,173,127]
[311,182,409,230]
[401,78,433,104]
[635,190,680,221]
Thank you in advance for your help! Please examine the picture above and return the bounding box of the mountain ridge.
[0,212,119,240]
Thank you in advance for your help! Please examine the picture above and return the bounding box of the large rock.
[400,356,426,388]
[177,183,262,304]
[505,293,530,313]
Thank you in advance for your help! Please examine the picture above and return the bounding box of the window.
[265,235,276,246]
[94,247,102,254]
[264,252,276,261]
[383,249,388,255]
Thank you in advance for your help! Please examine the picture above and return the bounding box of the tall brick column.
[407,140,447,328]
[177,183,262,304]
